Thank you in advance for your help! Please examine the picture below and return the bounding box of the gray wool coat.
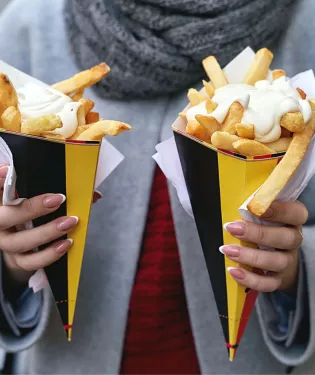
[1,0,315,374]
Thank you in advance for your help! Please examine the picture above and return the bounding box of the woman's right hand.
[0,165,78,286]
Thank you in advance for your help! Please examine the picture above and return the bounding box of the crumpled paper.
[153,49,315,247]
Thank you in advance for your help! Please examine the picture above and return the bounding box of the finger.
[0,193,66,230]
[14,239,73,272]
[0,165,9,200]
[224,221,302,250]
[0,216,78,253]
[220,245,294,272]
[260,201,308,226]
[227,267,281,292]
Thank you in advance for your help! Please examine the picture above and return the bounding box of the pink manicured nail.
[57,216,79,231]
[43,194,66,208]
[54,239,73,254]
[224,222,245,236]
[219,245,240,257]
[0,165,9,179]
[227,267,245,280]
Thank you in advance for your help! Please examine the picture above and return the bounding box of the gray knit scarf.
[64,0,295,99]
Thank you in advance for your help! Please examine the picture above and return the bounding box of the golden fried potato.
[76,104,86,126]
[195,115,220,137]
[242,48,273,85]
[86,111,100,124]
[265,137,292,152]
[21,114,62,135]
[202,80,215,98]
[297,87,306,100]
[235,123,254,139]
[69,125,90,140]
[202,56,228,88]
[187,89,207,106]
[52,63,110,95]
[71,89,85,101]
[221,102,244,134]
[1,106,21,132]
[206,100,218,113]
[186,120,211,143]
[280,111,305,132]
[0,74,18,126]
[248,99,315,216]
[77,120,131,141]
[232,139,274,156]
[179,111,187,119]
[272,69,286,80]
[211,131,239,151]
[79,98,95,115]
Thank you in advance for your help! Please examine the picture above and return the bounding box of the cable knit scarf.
[64,0,295,99]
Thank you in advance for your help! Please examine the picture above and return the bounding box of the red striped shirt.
[120,166,200,374]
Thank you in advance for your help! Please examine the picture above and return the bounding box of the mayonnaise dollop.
[17,83,81,138]
[185,76,312,143]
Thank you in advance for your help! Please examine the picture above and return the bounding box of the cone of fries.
[172,47,315,361]
[0,61,131,340]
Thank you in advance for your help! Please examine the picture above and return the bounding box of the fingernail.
[219,245,240,257]
[224,222,245,236]
[0,165,9,178]
[57,216,79,231]
[261,207,274,218]
[227,267,245,280]
[43,194,66,208]
[54,239,73,254]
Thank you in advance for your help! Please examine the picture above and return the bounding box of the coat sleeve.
[256,224,315,367]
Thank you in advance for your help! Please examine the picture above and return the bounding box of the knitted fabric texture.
[64,0,295,99]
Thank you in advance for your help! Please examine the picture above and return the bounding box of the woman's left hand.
[222,201,308,293]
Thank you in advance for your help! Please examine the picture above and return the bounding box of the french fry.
[272,69,286,80]
[235,123,255,139]
[297,87,306,100]
[0,74,18,126]
[69,125,90,140]
[195,115,220,137]
[248,99,315,216]
[41,132,65,140]
[211,131,239,151]
[77,120,131,141]
[77,104,86,126]
[71,89,85,101]
[206,100,218,113]
[265,137,292,152]
[221,102,244,134]
[186,120,211,143]
[202,80,215,98]
[280,111,305,132]
[187,89,207,106]
[86,111,100,124]
[232,139,274,156]
[21,114,62,135]
[1,106,21,132]
[179,111,187,119]
[52,63,110,95]
[79,98,95,115]
[242,48,273,85]
[202,56,228,88]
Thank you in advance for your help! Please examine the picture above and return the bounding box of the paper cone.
[173,127,283,360]
[1,131,100,340]
[0,60,105,340]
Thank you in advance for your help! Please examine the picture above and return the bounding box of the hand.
[0,165,79,286]
[221,201,308,292]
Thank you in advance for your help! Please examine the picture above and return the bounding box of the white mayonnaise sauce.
[17,82,81,138]
[185,76,311,143]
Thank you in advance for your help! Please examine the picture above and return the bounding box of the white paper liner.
[153,46,315,249]
[0,61,125,292]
